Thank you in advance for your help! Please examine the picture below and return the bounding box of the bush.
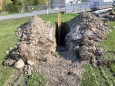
[3,0,12,12]
[38,0,46,5]
[0,0,3,12]
[3,0,47,13]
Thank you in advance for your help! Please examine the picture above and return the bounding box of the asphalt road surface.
[0,9,59,20]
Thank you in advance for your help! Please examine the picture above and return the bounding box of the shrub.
[3,0,46,13]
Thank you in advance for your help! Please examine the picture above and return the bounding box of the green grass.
[81,64,115,86]
[0,17,30,86]
[27,74,46,86]
[0,13,76,86]
[80,64,98,86]
[100,21,115,51]
[40,13,76,25]
[110,64,115,74]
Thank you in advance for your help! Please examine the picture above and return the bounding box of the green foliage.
[27,74,46,86]
[3,0,24,13]
[3,0,46,13]
[38,0,46,5]
[3,0,13,12]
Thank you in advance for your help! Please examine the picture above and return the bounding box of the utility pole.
[57,0,61,45]
[57,10,61,45]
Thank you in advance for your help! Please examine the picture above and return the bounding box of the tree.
[3,0,14,12]
[0,0,3,12]
[3,0,47,13]
[4,0,27,13]
[38,0,46,5]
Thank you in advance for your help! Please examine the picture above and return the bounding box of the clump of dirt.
[17,16,56,61]
[5,16,56,64]
[65,12,110,66]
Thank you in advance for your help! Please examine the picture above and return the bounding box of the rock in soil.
[24,65,32,75]
[27,60,34,65]
[3,58,16,66]
[14,59,25,69]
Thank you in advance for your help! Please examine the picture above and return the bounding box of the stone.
[114,26,115,29]
[3,59,16,66]
[95,48,104,56]
[27,60,34,65]
[14,59,25,69]
[10,47,13,50]
[6,51,9,54]
[23,65,32,75]
[27,70,32,75]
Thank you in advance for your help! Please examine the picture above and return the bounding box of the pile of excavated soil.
[3,16,84,86]
[4,16,56,67]
[65,12,110,66]
[16,16,56,62]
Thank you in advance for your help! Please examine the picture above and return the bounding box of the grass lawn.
[0,13,76,86]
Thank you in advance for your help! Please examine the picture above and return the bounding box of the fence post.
[47,9,49,14]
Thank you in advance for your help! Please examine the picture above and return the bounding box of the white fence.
[27,2,113,13]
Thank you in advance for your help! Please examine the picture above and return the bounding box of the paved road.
[0,9,59,20]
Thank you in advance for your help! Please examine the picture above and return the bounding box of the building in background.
[84,0,113,2]
[50,0,81,5]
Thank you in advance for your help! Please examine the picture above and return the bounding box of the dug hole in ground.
[3,12,111,86]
